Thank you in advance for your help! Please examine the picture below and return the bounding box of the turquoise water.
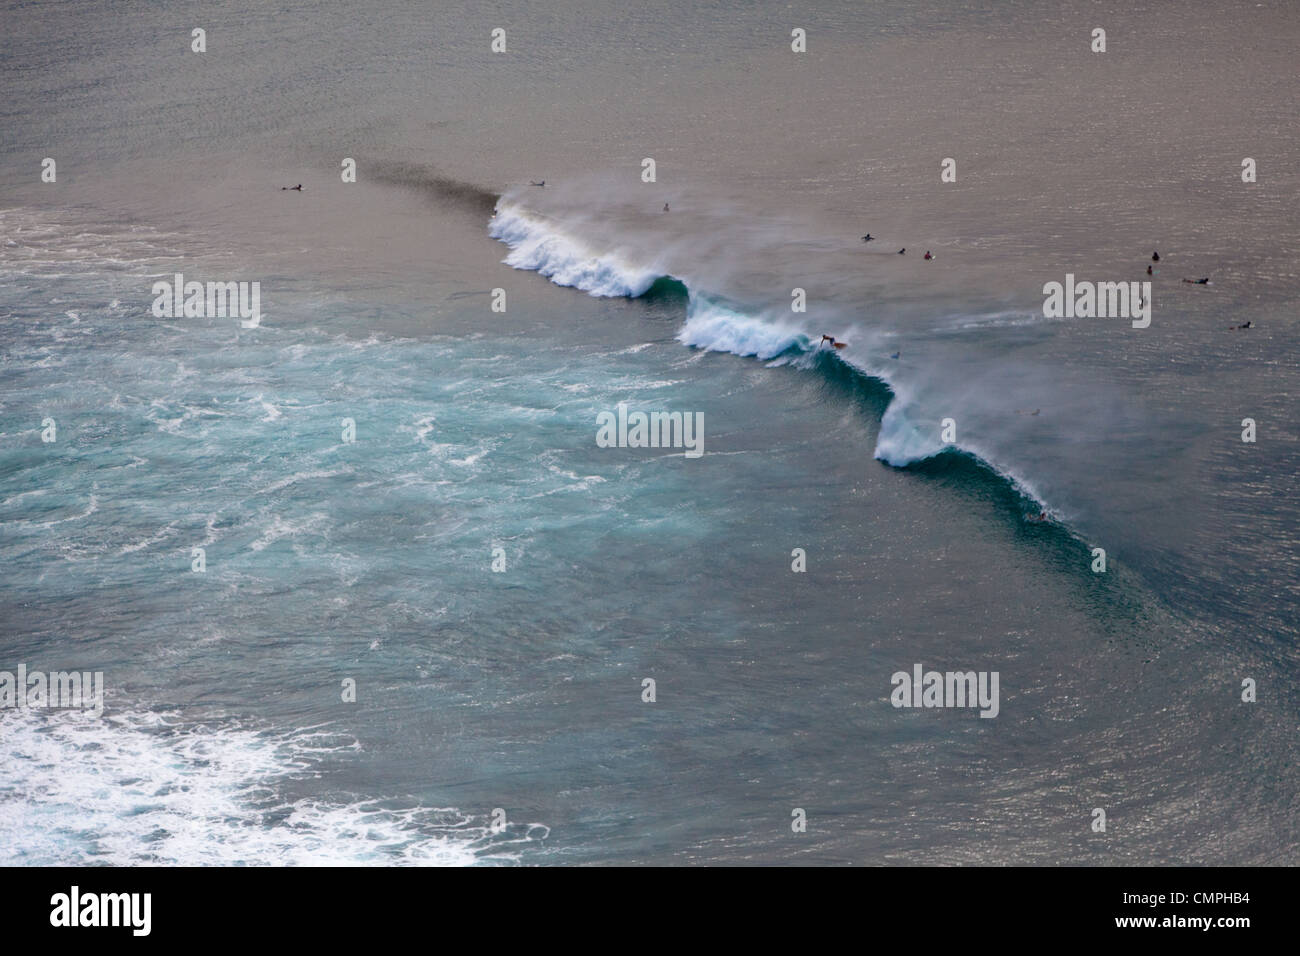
[2,0,1297,864]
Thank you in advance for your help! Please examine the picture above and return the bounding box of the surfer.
[923,251,933,260]
[1182,277,1209,284]
[280,184,303,191]
[1151,251,1160,262]
[820,334,848,349]
[663,203,670,212]
[889,351,900,359]
[862,234,875,242]
[1229,320,1253,330]
[898,248,906,255]
[1147,265,1153,276]
[529,180,545,187]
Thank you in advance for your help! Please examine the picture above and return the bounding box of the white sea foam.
[0,708,543,866]
[249,512,330,552]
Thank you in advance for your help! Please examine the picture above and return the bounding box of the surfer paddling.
[1182,277,1210,284]
[529,180,545,187]
[280,184,303,191]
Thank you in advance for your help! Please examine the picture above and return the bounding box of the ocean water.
[1,0,1297,865]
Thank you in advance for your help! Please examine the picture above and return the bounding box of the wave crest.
[676,295,806,361]
[487,198,1049,512]
[489,202,660,297]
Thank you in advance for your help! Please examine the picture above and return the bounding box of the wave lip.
[489,201,660,298]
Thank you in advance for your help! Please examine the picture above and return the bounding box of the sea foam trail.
[488,197,1048,509]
